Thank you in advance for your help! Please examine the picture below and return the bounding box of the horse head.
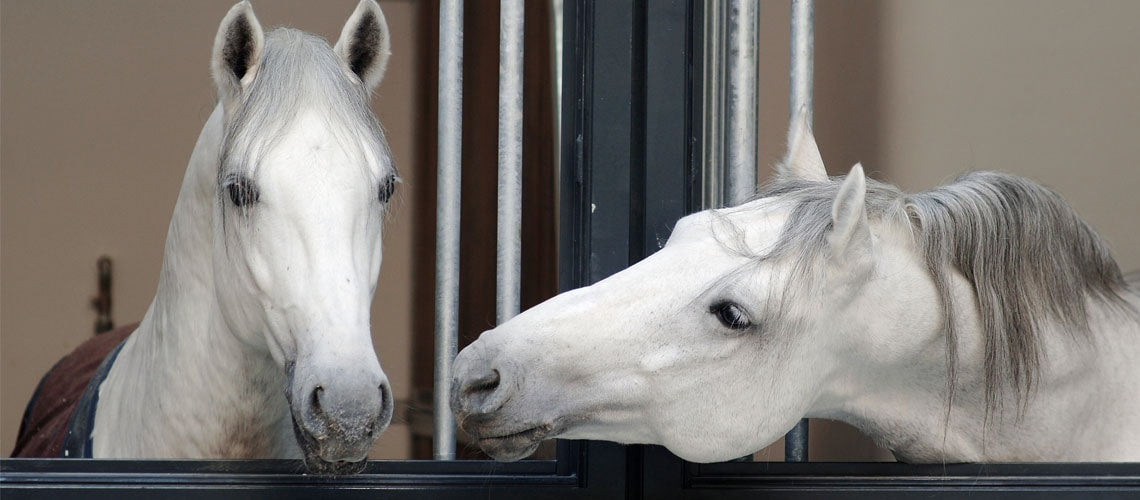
[449,115,949,463]
[209,0,395,473]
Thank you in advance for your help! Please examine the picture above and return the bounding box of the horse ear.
[334,0,391,92]
[778,109,829,182]
[829,164,872,259]
[211,1,265,100]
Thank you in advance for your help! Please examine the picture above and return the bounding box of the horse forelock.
[218,28,393,185]
[742,171,1131,419]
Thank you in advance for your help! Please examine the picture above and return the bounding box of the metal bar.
[784,0,814,464]
[700,0,725,209]
[789,0,815,122]
[434,0,464,461]
[497,0,524,325]
[723,0,759,206]
[551,0,563,204]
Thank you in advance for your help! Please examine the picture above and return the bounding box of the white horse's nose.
[451,341,512,419]
[294,364,393,462]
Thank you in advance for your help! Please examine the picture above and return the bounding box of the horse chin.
[289,415,369,475]
[472,425,553,462]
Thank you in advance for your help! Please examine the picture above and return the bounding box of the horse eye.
[227,176,259,208]
[378,175,397,204]
[710,301,751,330]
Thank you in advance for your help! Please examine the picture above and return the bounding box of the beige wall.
[1,0,420,458]
[873,0,1140,272]
[2,0,1138,461]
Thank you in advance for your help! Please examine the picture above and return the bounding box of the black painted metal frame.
[3,1,1139,497]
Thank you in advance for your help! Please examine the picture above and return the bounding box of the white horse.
[450,116,1140,464]
[16,1,397,474]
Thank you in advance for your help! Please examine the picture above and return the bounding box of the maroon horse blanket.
[11,323,136,458]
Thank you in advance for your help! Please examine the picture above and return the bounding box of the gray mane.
[219,28,392,183]
[756,171,1131,417]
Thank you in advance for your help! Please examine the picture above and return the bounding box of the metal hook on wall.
[91,256,114,335]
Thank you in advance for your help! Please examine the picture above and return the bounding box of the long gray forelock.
[217,28,393,196]
[750,171,1131,420]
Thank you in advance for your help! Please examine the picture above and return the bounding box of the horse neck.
[93,105,294,458]
[819,269,1140,462]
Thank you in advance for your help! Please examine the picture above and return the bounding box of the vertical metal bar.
[497,0,524,325]
[434,0,463,461]
[700,0,725,210]
[551,0,564,201]
[784,0,814,464]
[723,0,759,206]
[789,0,814,123]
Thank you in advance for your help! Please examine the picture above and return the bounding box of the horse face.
[216,111,394,469]
[209,0,394,473]
[451,120,941,463]
[451,204,824,462]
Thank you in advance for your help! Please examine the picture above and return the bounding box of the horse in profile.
[451,115,1140,463]
[13,0,398,474]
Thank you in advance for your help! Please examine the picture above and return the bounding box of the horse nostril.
[378,383,392,412]
[310,385,325,414]
[452,359,512,417]
[464,369,501,396]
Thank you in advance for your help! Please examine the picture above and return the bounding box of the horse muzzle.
[286,361,393,474]
[450,340,557,461]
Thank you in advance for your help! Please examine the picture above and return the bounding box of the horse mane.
[754,171,1131,418]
